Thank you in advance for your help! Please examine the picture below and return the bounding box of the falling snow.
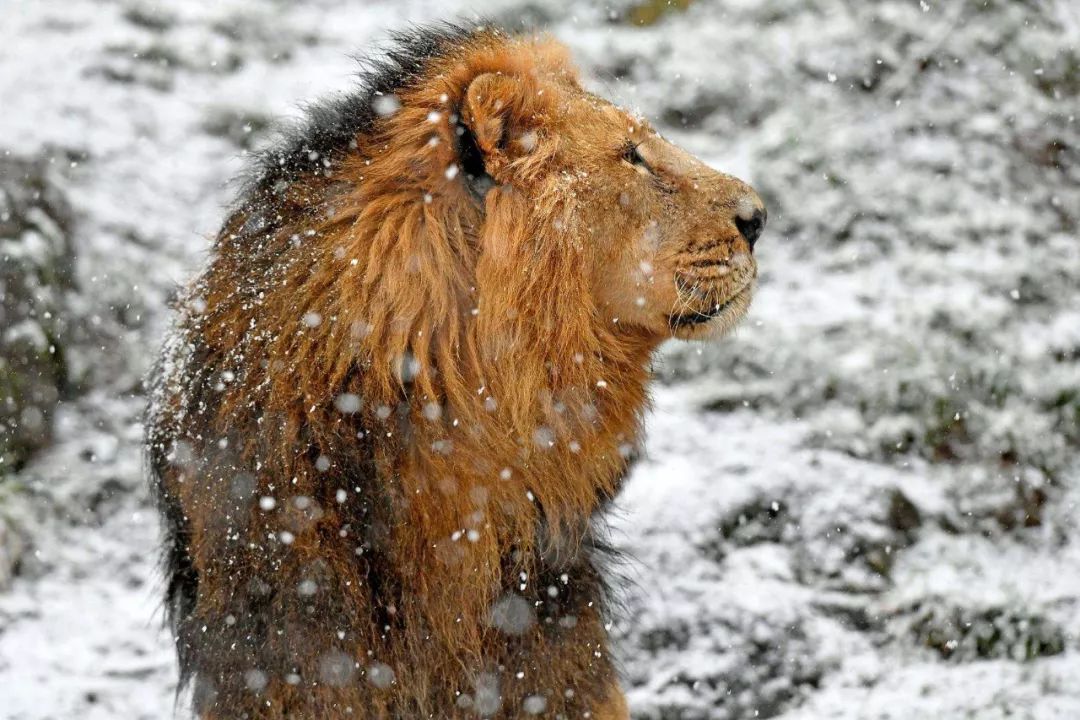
[0,1,1077,720]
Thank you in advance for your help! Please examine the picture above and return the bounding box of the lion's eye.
[622,142,648,170]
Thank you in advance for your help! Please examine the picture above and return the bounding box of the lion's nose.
[735,207,767,252]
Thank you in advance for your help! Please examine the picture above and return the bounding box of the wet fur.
[147,21,760,720]
[148,24,638,719]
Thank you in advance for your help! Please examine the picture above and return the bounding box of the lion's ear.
[460,72,536,177]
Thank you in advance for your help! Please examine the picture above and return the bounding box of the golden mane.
[148,22,763,719]
[195,26,646,558]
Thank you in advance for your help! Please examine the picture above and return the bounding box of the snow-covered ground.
[1,0,1078,718]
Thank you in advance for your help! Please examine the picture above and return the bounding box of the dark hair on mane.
[246,22,492,198]
[151,20,494,692]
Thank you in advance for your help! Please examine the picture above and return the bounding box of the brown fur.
[147,25,763,720]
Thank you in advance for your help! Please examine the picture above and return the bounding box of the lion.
[146,23,765,720]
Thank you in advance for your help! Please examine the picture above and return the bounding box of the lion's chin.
[668,285,754,339]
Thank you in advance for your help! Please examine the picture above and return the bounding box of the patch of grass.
[910,603,1066,662]
[122,6,176,33]
[625,0,694,27]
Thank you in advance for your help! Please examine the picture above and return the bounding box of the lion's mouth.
[667,299,734,328]
[667,285,750,329]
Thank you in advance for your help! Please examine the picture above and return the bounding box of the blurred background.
[1,0,1078,718]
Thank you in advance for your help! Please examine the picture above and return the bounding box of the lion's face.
[558,97,765,340]
[457,40,764,344]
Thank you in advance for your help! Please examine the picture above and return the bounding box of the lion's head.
[456,60,765,344]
